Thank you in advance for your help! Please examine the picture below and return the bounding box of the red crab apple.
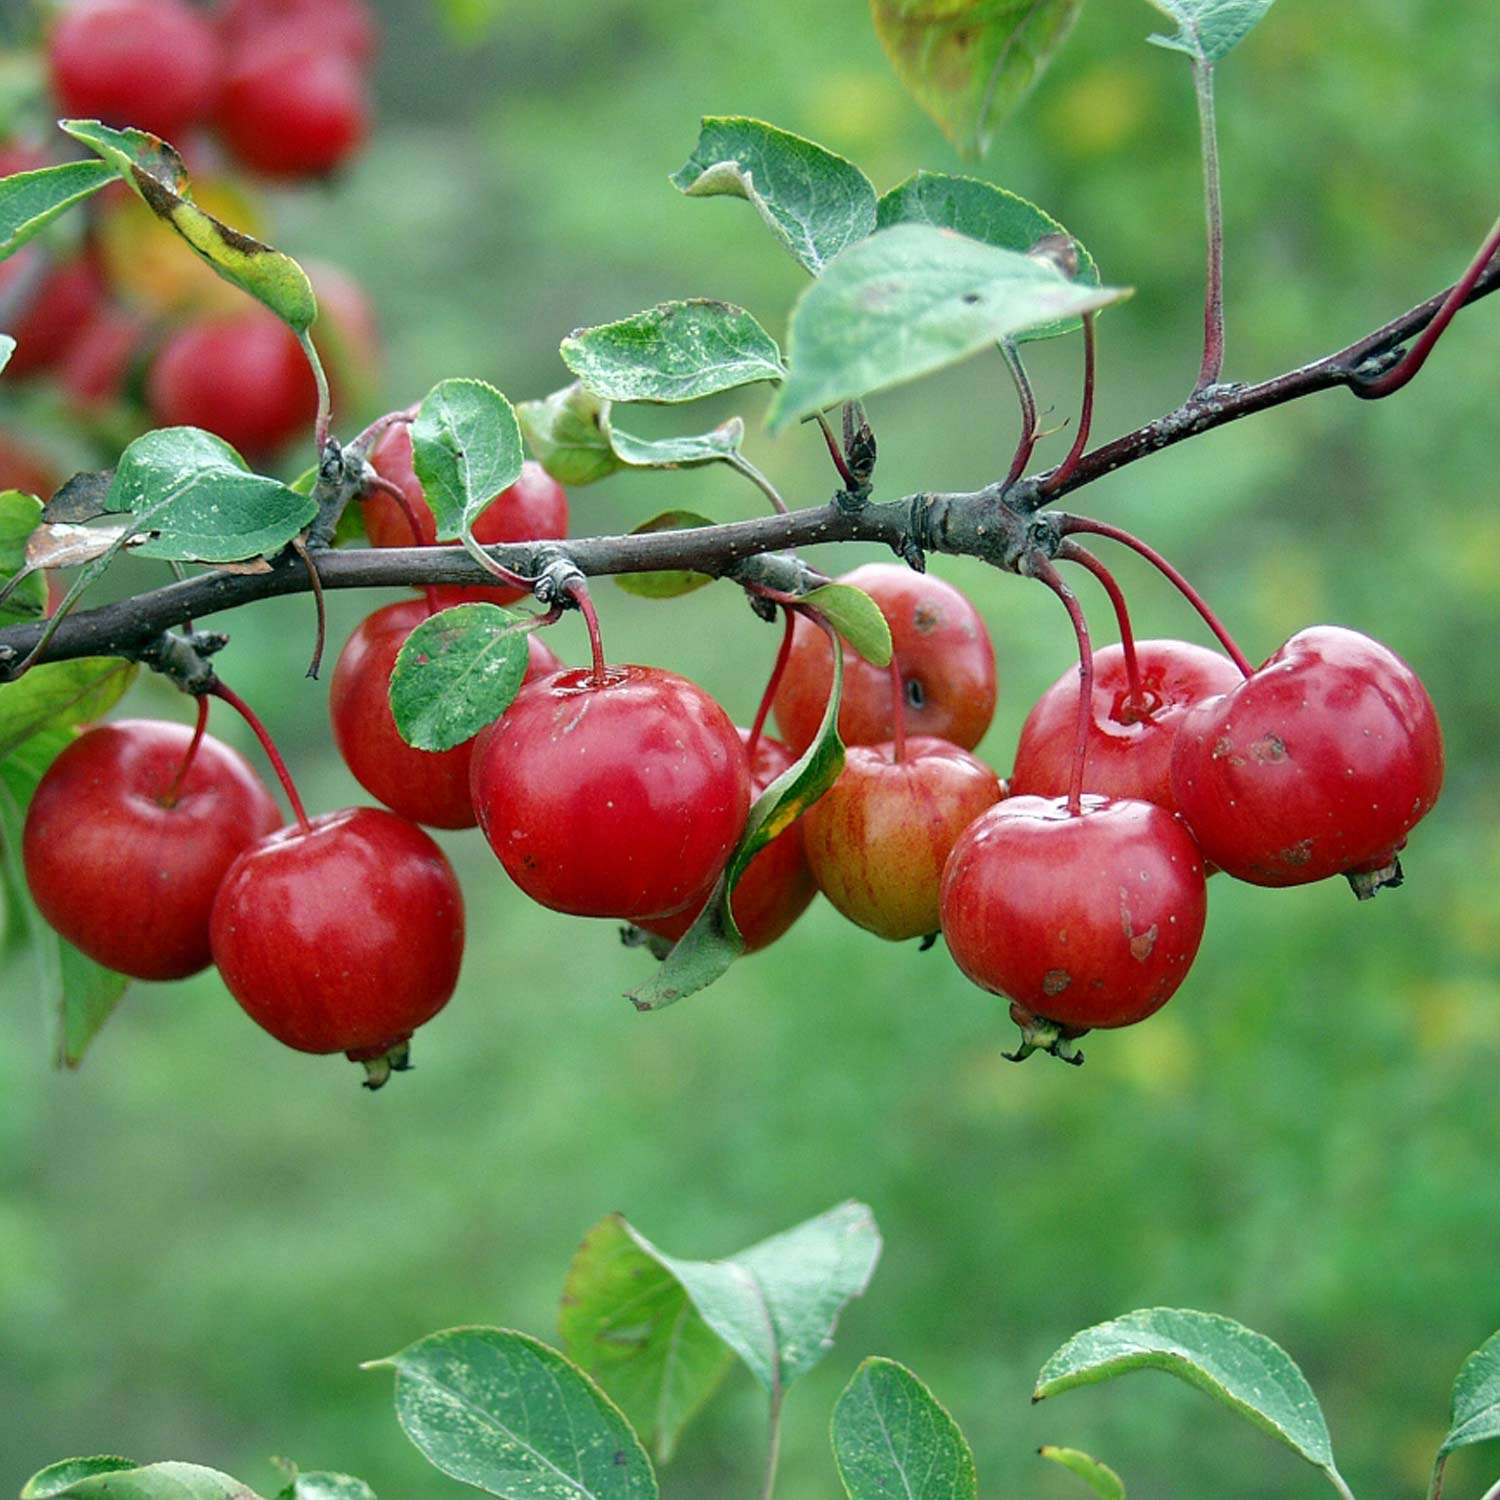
[941,795,1208,1060]
[216,28,369,178]
[214,0,378,65]
[1011,639,1244,812]
[471,665,750,920]
[638,732,817,953]
[1169,625,1444,895]
[48,0,223,141]
[772,563,997,755]
[803,736,1002,941]
[329,598,562,830]
[22,718,281,980]
[210,805,464,1086]
[0,252,106,380]
[362,426,569,605]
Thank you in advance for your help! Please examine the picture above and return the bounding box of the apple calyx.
[1003,1003,1089,1066]
[347,1038,413,1091]
[1346,853,1404,901]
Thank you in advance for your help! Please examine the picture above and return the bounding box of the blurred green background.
[3,0,1500,1495]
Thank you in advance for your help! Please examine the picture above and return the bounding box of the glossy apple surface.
[639,732,817,953]
[23,718,281,980]
[1011,639,1243,811]
[1169,625,1444,887]
[330,599,562,830]
[472,665,750,920]
[941,794,1207,1030]
[772,563,997,755]
[211,806,463,1065]
[802,736,1002,941]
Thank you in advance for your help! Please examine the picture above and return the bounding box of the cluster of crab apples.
[18,419,1446,1079]
[0,0,379,488]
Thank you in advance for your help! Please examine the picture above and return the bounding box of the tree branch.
[1,252,1495,679]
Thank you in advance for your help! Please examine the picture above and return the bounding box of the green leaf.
[561,301,785,405]
[802,584,891,667]
[613,512,715,600]
[0,724,132,1067]
[412,378,524,542]
[0,656,135,759]
[767,225,1129,432]
[1438,1329,1500,1459]
[670,117,878,276]
[0,489,47,625]
[1034,1309,1345,1490]
[560,1214,737,1464]
[566,1201,879,1426]
[876,171,1100,341]
[1039,1447,1127,1500]
[274,1473,376,1500]
[105,427,316,562]
[389,603,532,751]
[608,417,746,472]
[516,383,622,487]
[870,0,1085,159]
[22,1459,138,1498]
[0,159,116,261]
[370,1326,658,1500]
[628,621,845,1010]
[19,1463,260,1500]
[1145,0,1277,62]
[833,1358,977,1500]
[61,120,317,332]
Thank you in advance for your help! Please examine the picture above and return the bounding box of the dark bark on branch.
[1,254,1495,680]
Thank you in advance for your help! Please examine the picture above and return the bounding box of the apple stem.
[209,680,313,835]
[291,537,327,679]
[1029,554,1094,817]
[1354,211,1500,399]
[812,412,859,490]
[364,472,444,614]
[1060,516,1255,677]
[1058,540,1145,714]
[1039,311,1097,495]
[563,576,609,685]
[349,405,416,457]
[1001,339,1039,486]
[746,608,796,761]
[160,692,210,808]
[462,530,538,595]
[887,656,909,764]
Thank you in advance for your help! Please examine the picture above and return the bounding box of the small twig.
[1038,312,1097,495]
[1001,339,1039,486]
[1192,57,1227,392]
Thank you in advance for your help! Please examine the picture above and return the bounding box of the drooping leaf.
[565,1200,879,1442]
[870,0,1086,159]
[21,1458,137,1498]
[516,383,622,486]
[876,171,1100,340]
[670,117,877,276]
[42,469,114,524]
[562,301,785,405]
[1145,0,1277,62]
[613,512,716,600]
[411,378,524,542]
[389,603,532,751]
[17,1462,262,1500]
[0,723,132,1067]
[368,1327,658,1500]
[608,417,746,472]
[833,1358,977,1500]
[767,225,1129,432]
[61,120,317,331]
[801,584,892,666]
[628,620,845,1009]
[1437,1329,1500,1460]
[105,426,316,562]
[560,1215,737,1464]
[1034,1309,1346,1492]
[274,1472,376,1500]
[1039,1446,1127,1500]
[25,520,143,572]
[0,160,117,261]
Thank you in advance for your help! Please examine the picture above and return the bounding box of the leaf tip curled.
[357,1357,395,1372]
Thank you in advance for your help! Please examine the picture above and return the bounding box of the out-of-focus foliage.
[3,2,1498,1500]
